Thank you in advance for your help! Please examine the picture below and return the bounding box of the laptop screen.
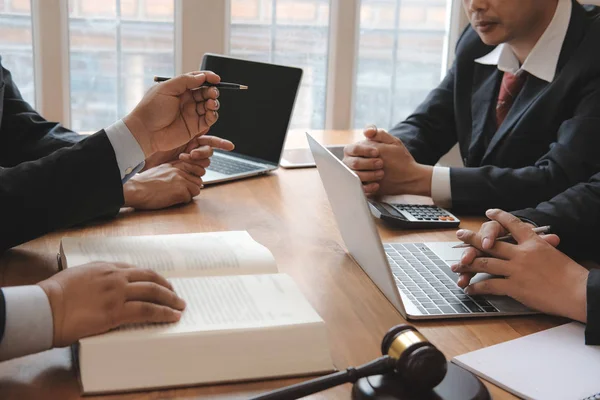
[201,54,303,165]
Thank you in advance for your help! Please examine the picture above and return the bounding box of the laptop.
[200,54,303,184]
[307,133,534,319]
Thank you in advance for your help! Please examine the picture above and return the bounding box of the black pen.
[153,76,248,90]
[452,225,552,249]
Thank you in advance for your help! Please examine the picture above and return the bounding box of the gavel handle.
[249,356,395,400]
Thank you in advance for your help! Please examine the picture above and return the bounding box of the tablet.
[280,146,345,169]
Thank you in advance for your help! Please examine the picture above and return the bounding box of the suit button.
[462,157,468,165]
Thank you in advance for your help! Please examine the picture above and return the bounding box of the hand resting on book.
[37,262,186,347]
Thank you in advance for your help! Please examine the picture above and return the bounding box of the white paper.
[453,323,600,400]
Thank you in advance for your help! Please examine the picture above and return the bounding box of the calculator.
[367,201,460,229]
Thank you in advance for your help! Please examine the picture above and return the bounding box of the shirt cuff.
[0,286,53,361]
[431,166,452,208]
[105,119,146,183]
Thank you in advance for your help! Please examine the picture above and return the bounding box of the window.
[68,0,175,132]
[0,0,35,107]
[230,0,331,130]
[354,0,451,130]
[16,0,460,132]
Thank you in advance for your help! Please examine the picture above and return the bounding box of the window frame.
[26,0,465,130]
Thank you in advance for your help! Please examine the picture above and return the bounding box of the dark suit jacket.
[0,59,127,349]
[0,59,125,252]
[512,171,600,259]
[390,1,600,214]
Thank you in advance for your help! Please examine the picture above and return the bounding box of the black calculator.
[367,201,460,229]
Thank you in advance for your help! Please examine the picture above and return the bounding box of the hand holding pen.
[451,209,560,290]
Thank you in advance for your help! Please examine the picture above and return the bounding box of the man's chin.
[477,33,508,47]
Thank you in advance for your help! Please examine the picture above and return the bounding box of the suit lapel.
[556,1,587,73]
[468,65,501,163]
[481,75,549,162]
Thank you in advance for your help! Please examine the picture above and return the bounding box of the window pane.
[354,0,450,129]
[68,0,175,132]
[230,0,330,129]
[0,0,35,107]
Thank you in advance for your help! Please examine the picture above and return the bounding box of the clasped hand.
[343,126,433,196]
[123,136,234,210]
[452,209,588,323]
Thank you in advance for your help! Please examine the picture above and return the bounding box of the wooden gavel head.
[381,324,448,392]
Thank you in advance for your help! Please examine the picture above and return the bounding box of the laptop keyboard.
[383,243,499,315]
[207,155,264,175]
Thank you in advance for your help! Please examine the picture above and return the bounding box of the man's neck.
[508,1,560,64]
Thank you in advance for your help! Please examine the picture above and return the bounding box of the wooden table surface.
[0,130,565,400]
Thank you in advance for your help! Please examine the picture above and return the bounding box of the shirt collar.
[474,0,572,82]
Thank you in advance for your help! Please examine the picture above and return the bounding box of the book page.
[61,231,277,278]
[84,274,324,340]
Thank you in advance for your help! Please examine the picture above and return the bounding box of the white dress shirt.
[0,121,145,361]
[431,0,571,209]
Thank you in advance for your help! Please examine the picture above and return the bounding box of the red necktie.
[496,72,527,128]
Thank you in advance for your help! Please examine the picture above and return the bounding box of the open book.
[60,231,334,394]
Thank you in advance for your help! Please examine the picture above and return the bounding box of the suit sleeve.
[388,63,458,166]
[387,26,478,165]
[585,269,600,345]
[511,172,600,259]
[0,63,86,167]
[449,80,600,214]
[0,131,125,252]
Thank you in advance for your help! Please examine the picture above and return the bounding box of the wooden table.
[0,130,564,400]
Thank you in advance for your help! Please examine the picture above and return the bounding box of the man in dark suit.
[0,67,225,360]
[0,60,233,252]
[343,0,600,214]
[451,209,600,345]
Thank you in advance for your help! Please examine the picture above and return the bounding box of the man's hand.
[451,209,588,322]
[123,136,235,210]
[343,126,433,196]
[38,262,186,347]
[455,216,560,288]
[143,134,233,172]
[123,72,221,158]
[123,164,203,210]
[174,135,235,173]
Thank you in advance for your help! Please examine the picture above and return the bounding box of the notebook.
[452,323,600,400]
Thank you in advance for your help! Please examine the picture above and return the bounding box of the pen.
[452,225,552,249]
[153,76,248,90]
